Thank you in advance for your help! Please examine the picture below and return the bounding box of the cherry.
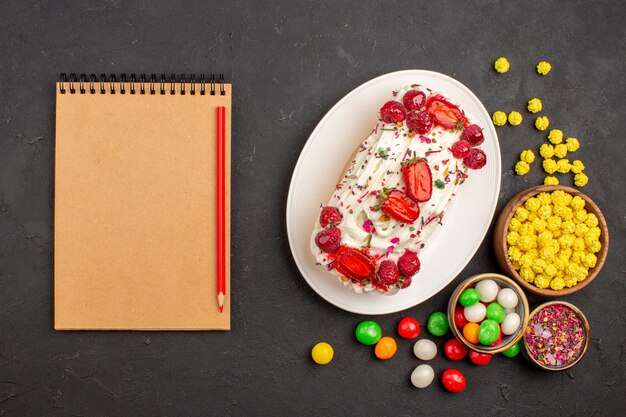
[406,110,434,134]
[461,124,484,146]
[403,90,427,111]
[380,101,406,123]
[463,148,487,170]
[451,140,472,159]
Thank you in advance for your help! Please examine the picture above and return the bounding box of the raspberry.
[460,124,484,146]
[380,101,406,123]
[315,227,341,253]
[463,148,487,170]
[406,110,434,134]
[376,260,400,285]
[403,90,427,111]
[450,140,472,159]
[398,249,420,277]
[319,206,343,228]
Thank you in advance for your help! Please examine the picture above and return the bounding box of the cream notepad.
[54,73,231,330]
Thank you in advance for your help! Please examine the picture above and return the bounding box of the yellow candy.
[574,209,588,224]
[572,237,586,252]
[492,111,507,126]
[575,222,589,237]
[554,144,568,159]
[527,98,542,114]
[537,61,552,75]
[546,216,562,231]
[514,207,530,221]
[517,235,536,251]
[548,129,563,144]
[515,161,530,176]
[574,172,589,187]
[571,160,585,174]
[564,276,578,288]
[534,274,550,289]
[540,246,556,262]
[508,218,521,232]
[520,149,535,164]
[536,192,552,205]
[535,116,549,131]
[570,196,585,210]
[550,277,565,290]
[583,253,597,268]
[588,241,601,253]
[507,231,520,246]
[585,214,599,228]
[558,234,574,248]
[556,159,571,174]
[531,218,546,232]
[494,57,510,73]
[565,137,580,152]
[508,246,522,262]
[508,111,523,126]
[311,342,334,365]
[525,197,541,212]
[543,159,557,174]
[519,223,535,236]
[538,205,552,219]
[539,144,555,159]
[544,176,559,185]
[520,266,535,283]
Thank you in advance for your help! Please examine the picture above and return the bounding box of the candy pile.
[507,190,602,290]
[524,303,586,368]
[490,57,590,187]
[453,279,522,347]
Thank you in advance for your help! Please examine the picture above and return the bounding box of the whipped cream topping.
[310,85,475,293]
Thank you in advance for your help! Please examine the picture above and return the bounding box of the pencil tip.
[219,305,224,314]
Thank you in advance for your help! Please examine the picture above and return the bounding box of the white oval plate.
[286,70,501,315]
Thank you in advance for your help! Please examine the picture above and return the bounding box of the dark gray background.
[1,0,624,416]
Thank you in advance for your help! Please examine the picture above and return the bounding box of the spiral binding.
[59,73,226,96]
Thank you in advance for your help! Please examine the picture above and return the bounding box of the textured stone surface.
[0,1,624,415]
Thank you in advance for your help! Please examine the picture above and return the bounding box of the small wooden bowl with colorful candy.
[447,273,529,355]
[494,185,608,296]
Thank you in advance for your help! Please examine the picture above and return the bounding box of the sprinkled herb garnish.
[362,234,372,248]
[435,179,445,189]
[377,147,389,159]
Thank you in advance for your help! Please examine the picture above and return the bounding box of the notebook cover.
[54,82,231,330]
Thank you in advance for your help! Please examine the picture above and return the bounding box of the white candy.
[475,279,499,302]
[411,364,435,388]
[497,288,519,309]
[413,339,437,360]
[464,302,487,323]
[501,312,521,335]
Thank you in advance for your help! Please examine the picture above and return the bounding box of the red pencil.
[216,106,226,313]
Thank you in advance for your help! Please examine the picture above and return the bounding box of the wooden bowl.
[494,185,609,296]
[447,273,530,354]
[522,301,590,371]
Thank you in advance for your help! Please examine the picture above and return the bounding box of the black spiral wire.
[59,73,226,96]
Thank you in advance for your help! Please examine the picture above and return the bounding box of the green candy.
[427,312,449,336]
[355,321,382,345]
[486,302,506,323]
[478,319,500,345]
[502,342,521,358]
[459,288,480,307]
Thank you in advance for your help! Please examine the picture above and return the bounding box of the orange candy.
[374,336,397,360]
[463,322,480,344]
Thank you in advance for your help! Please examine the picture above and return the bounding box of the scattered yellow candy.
[543,159,557,174]
[554,144,568,159]
[507,190,600,291]
[527,98,542,113]
[537,61,552,75]
[548,129,563,144]
[494,57,510,73]
[574,172,589,187]
[492,111,507,126]
[311,342,334,365]
[515,161,530,176]
[539,143,555,159]
[520,149,535,164]
[544,176,559,185]
[556,159,571,173]
[535,116,549,131]
[508,111,523,126]
[565,137,580,152]
[571,160,585,174]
